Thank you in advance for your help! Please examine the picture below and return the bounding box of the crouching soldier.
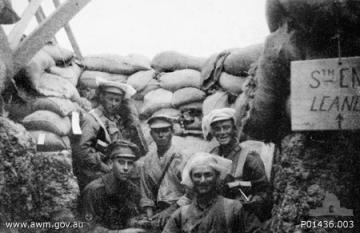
[82,140,145,233]
[202,108,272,221]
[139,114,189,228]
[163,152,262,233]
[72,80,148,190]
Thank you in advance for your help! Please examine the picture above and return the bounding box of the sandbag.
[79,70,127,88]
[178,101,203,111]
[29,130,71,152]
[32,150,79,218]
[133,79,160,100]
[151,51,206,72]
[48,62,83,86]
[171,87,205,108]
[22,110,71,136]
[25,50,56,81]
[219,72,246,95]
[127,70,156,92]
[140,89,173,118]
[159,69,202,92]
[31,97,82,117]
[202,91,230,116]
[42,44,74,63]
[83,54,150,75]
[223,44,264,76]
[33,73,81,101]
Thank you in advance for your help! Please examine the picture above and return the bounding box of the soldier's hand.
[150,204,177,228]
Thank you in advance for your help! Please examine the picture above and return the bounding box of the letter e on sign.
[291,57,360,130]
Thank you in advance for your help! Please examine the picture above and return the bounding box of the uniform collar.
[95,105,121,122]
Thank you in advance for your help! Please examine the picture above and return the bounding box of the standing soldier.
[139,114,189,228]
[82,140,144,232]
[72,80,148,190]
[202,108,272,221]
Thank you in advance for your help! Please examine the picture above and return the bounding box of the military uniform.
[210,141,271,220]
[72,102,147,190]
[82,173,141,230]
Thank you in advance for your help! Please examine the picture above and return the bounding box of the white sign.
[291,57,360,130]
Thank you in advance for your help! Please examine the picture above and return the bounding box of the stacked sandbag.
[78,54,152,107]
[21,44,86,105]
[201,45,262,95]
[135,53,208,133]
[140,88,173,119]
[127,70,160,100]
[82,54,151,75]
[20,95,85,152]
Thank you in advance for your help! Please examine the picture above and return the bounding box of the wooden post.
[13,0,92,74]
[8,0,44,49]
[53,0,83,59]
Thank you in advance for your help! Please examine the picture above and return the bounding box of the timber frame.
[0,0,91,81]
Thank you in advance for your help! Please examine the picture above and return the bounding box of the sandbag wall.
[5,42,89,222]
[123,49,263,138]
[137,51,207,134]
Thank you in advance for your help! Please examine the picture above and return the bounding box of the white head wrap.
[181,152,232,189]
[201,108,236,139]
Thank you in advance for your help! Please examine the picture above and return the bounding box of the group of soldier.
[71,80,272,233]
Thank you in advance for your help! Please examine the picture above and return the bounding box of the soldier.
[72,80,148,190]
[139,114,189,228]
[202,108,272,221]
[82,140,144,232]
[163,152,262,233]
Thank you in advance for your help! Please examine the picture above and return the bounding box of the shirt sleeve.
[72,114,110,173]
[162,209,182,233]
[139,160,157,209]
[81,179,105,223]
[243,151,270,195]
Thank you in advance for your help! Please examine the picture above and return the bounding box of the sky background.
[5,0,269,59]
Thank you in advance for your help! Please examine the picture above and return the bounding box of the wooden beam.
[8,0,44,49]
[30,0,58,44]
[0,26,14,92]
[53,0,83,59]
[13,0,92,74]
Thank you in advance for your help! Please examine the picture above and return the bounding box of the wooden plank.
[31,3,58,44]
[0,26,14,92]
[53,0,83,59]
[8,0,44,49]
[13,0,92,74]
[291,57,360,130]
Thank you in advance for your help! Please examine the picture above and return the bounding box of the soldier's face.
[211,119,236,145]
[100,92,124,115]
[150,127,172,147]
[112,157,135,180]
[191,165,218,195]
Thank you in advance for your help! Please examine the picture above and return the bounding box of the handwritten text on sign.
[291,57,360,130]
